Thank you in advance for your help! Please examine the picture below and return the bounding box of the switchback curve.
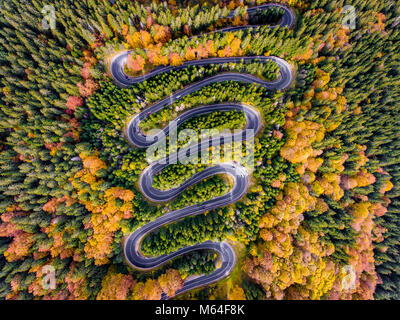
[109,3,296,298]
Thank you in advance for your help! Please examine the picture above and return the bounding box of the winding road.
[109,3,296,298]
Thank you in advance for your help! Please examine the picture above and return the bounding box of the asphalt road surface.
[109,3,296,298]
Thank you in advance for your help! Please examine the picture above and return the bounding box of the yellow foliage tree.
[97,267,135,300]
[70,154,135,265]
[228,285,247,300]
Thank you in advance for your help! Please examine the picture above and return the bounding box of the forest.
[0,0,399,300]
